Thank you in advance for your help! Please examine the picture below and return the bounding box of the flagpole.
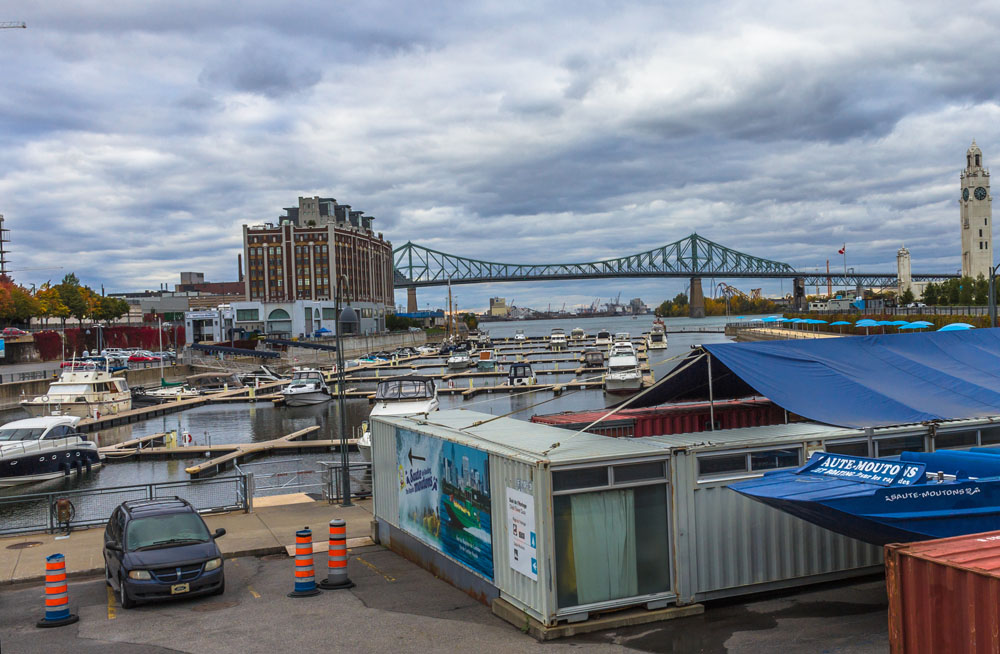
[842,243,847,296]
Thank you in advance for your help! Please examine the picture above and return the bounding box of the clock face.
[964,188,970,201]
[975,186,988,201]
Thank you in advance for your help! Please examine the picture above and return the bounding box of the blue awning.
[635,329,1000,428]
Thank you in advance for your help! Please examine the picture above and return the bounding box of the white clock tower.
[960,140,992,279]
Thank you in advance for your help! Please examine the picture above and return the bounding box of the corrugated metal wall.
[371,418,399,527]
[671,450,882,603]
[488,456,554,624]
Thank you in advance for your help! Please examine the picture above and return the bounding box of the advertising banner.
[396,427,494,580]
[506,487,537,580]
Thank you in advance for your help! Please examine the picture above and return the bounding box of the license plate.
[170,583,190,594]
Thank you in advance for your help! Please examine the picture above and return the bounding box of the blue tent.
[938,323,975,331]
[829,321,851,326]
[630,328,1000,428]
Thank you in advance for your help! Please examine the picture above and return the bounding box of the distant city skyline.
[1,2,996,311]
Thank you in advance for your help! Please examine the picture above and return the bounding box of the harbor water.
[0,314,742,495]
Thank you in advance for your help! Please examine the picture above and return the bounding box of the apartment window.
[236,309,259,321]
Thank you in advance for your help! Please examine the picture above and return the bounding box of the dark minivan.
[103,497,226,608]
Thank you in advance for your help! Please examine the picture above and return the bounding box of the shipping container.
[531,398,788,437]
[371,410,886,627]
[886,531,1000,654]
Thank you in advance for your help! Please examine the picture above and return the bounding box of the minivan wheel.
[119,576,135,609]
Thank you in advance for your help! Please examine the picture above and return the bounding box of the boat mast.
[447,278,454,341]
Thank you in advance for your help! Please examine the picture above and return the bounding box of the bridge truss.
[392,233,958,289]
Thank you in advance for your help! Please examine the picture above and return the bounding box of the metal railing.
[234,458,372,503]
[321,461,373,504]
[0,475,251,536]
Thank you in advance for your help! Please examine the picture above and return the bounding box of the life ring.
[41,395,49,403]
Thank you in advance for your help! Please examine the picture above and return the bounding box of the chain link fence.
[0,475,250,536]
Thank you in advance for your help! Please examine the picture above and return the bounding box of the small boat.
[594,329,612,346]
[549,328,567,351]
[358,376,439,461]
[186,372,244,394]
[0,416,102,487]
[613,332,631,344]
[280,369,331,406]
[571,327,585,341]
[238,365,284,385]
[417,344,438,355]
[604,350,642,394]
[476,349,498,371]
[730,449,1000,545]
[20,364,131,418]
[506,362,535,387]
[514,329,526,341]
[447,350,472,370]
[132,383,202,406]
[580,348,605,368]
[646,325,668,350]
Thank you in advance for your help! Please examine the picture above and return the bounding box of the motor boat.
[358,376,439,461]
[447,349,472,370]
[613,332,631,344]
[238,365,284,385]
[729,449,1000,545]
[549,328,568,351]
[507,363,535,387]
[604,349,642,394]
[594,330,612,346]
[132,383,203,406]
[0,416,102,487]
[514,329,526,341]
[646,325,668,350]
[280,369,332,406]
[580,348,605,368]
[185,372,244,393]
[571,327,585,341]
[417,344,438,355]
[20,364,131,418]
[476,349,498,371]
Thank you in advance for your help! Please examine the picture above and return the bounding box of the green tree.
[56,273,87,325]
[460,313,478,329]
[899,289,915,306]
[922,282,938,305]
[958,277,974,305]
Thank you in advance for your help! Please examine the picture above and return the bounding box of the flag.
[838,245,845,255]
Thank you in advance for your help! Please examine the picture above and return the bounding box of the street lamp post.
[334,275,358,506]
[989,262,1000,328]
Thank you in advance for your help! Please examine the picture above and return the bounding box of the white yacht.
[570,327,585,341]
[594,329,612,346]
[0,416,102,486]
[20,365,131,418]
[646,325,668,350]
[549,328,568,350]
[280,369,332,407]
[514,329,526,341]
[604,351,643,394]
[358,376,439,461]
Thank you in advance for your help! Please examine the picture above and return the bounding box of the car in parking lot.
[1,327,28,336]
[128,351,161,362]
[103,497,226,608]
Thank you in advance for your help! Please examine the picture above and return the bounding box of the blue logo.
[531,558,537,575]
[530,532,536,548]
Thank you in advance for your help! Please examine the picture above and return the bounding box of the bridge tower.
[406,287,417,313]
[689,278,705,318]
[960,140,992,279]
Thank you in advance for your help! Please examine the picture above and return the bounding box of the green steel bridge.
[393,233,958,289]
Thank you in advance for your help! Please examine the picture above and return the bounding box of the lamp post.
[334,275,358,506]
[989,262,1000,328]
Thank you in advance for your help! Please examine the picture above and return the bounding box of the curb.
[3,545,289,588]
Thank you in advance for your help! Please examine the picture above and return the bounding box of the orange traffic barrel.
[318,518,354,590]
[288,527,322,597]
[36,553,79,628]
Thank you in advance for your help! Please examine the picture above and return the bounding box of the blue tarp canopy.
[634,328,1000,428]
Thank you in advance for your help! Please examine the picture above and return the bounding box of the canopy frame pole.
[707,352,715,431]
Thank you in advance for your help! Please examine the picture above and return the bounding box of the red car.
[128,352,161,362]
[2,327,28,337]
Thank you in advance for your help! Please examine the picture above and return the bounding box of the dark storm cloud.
[200,43,322,98]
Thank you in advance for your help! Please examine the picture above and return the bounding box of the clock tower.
[960,140,992,279]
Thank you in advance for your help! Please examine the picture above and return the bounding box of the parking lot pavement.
[0,545,890,654]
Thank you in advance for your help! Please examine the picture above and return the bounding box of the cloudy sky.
[1,1,998,311]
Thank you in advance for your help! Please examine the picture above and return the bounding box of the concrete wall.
[275,331,427,365]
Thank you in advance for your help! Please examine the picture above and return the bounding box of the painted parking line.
[232,558,261,599]
[106,586,117,620]
[354,555,396,583]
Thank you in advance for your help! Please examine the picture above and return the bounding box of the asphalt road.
[0,547,890,654]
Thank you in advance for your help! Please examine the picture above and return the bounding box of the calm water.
[0,314,750,492]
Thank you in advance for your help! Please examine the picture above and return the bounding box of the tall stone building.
[960,140,992,279]
[896,245,911,294]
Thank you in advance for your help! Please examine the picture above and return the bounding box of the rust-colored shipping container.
[531,398,786,437]
[885,531,1000,654]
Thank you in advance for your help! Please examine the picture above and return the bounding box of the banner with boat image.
[396,427,494,580]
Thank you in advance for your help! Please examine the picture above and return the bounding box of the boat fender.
[41,395,48,403]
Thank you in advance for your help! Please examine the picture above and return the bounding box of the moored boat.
[280,368,331,406]
[0,416,102,487]
[358,376,439,461]
[604,351,642,394]
[646,325,667,350]
[594,329,612,346]
[476,349,498,371]
[20,364,131,418]
[507,362,535,387]
[549,328,567,351]
[571,327,585,341]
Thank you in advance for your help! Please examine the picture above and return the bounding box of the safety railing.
[321,461,373,504]
[0,475,251,536]
[234,458,372,503]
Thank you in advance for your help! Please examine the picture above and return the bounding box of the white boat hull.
[604,375,643,394]
[20,399,131,418]
[0,463,102,487]
[282,391,331,407]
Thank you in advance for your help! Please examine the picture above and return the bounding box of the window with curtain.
[554,483,670,609]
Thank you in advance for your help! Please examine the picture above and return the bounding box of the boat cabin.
[507,363,534,386]
[375,376,437,401]
[581,349,604,367]
[187,372,244,392]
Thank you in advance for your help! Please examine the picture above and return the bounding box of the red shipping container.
[885,531,1000,654]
